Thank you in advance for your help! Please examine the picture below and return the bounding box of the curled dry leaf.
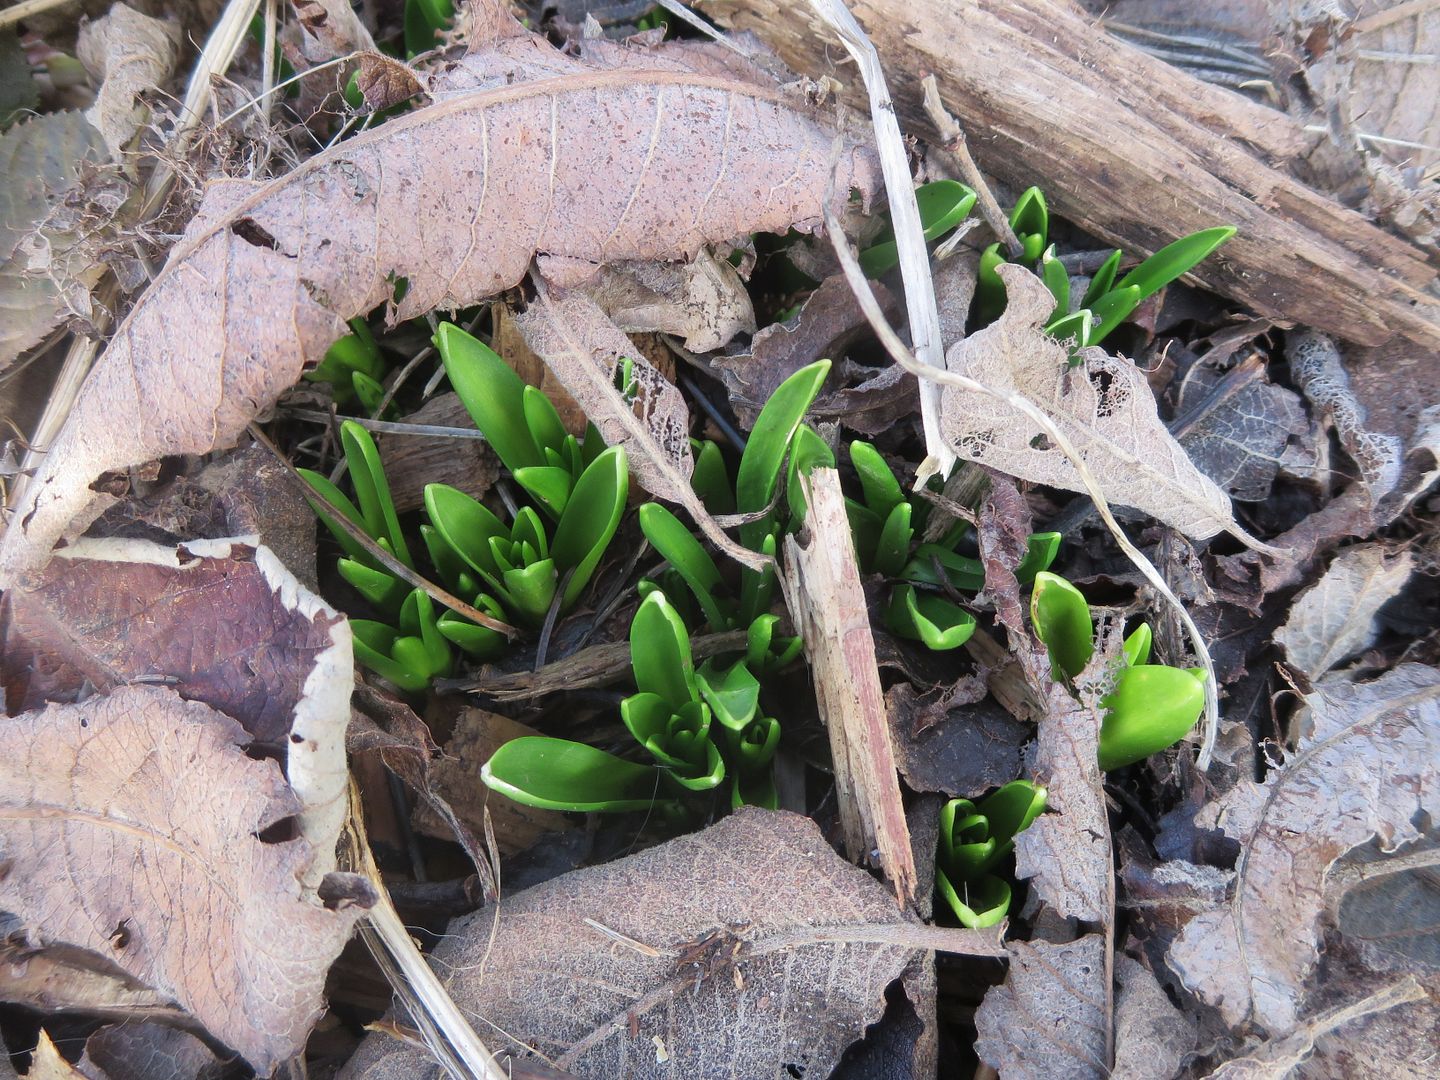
[340,809,919,1080]
[1168,664,1440,1034]
[940,265,1245,545]
[1112,953,1197,1080]
[79,1022,222,1080]
[581,248,756,352]
[0,47,876,583]
[76,3,179,161]
[0,535,354,883]
[973,935,1108,1080]
[1274,544,1413,682]
[0,685,374,1073]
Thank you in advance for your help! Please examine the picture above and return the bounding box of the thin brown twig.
[921,75,1022,257]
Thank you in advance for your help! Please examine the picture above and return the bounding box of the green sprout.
[844,440,1061,651]
[966,185,1233,351]
[303,317,385,407]
[404,0,453,56]
[482,592,782,813]
[1030,571,1206,770]
[859,179,978,278]
[936,780,1047,928]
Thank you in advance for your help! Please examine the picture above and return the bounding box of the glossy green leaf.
[419,524,478,598]
[351,620,432,693]
[436,322,543,473]
[521,384,568,464]
[1081,249,1123,308]
[1015,532,1062,584]
[1009,186,1048,251]
[299,468,373,565]
[1088,284,1143,346]
[398,589,451,674]
[936,869,1011,929]
[1098,664,1205,771]
[513,466,573,519]
[630,591,695,708]
[737,531,777,629]
[551,445,628,609]
[858,179,977,276]
[307,318,382,384]
[786,424,836,526]
[849,440,905,519]
[1040,244,1069,323]
[660,738,726,793]
[732,769,778,811]
[1122,622,1153,667]
[736,359,830,547]
[638,502,729,630]
[340,421,411,568]
[1115,226,1235,301]
[886,585,976,651]
[902,544,984,592]
[437,599,508,659]
[1031,571,1094,680]
[404,0,453,56]
[423,483,508,581]
[351,371,388,417]
[510,505,549,562]
[1045,308,1094,351]
[723,714,781,776]
[338,557,408,613]
[481,736,665,812]
[691,438,735,515]
[744,613,803,675]
[846,498,884,573]
[975,241,1007,324]
[501,558,558,626]
[974,780,1047,869]
[696,659,761,732]
[873,501,913,579]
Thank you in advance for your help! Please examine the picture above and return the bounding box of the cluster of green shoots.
[301,325,630,690]
[861,178,1235,352]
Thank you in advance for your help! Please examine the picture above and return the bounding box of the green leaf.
[1122,622,1153,667]
[1030,571,1093,681]
[849,440,905,519]
[521,384,568,463]
[1081,249,1123,308]
[902,544,984,592]
[1087,284,1143,346]
[404,0,453,56]
[846,498,884,573]
[510,506,549,562]
[398,589,452,675]
[423,484,508,581]
[859,179,977,276]
[661,739,726,793]
[691,439,735,515]
[340,421,412,568]
[745,613,804,675]
[638,502,729,631]
[501,558,558,626]
[351,371,389,417]
[886,585,976,651]
[436,322,543,473]
[1115,226,1235,301]
[351,621,432,693]
[1045,308,1094,352]
[481,736,667,812]
[1040,244,1069,323]
[936,869,1011,929]
[551,445,628,610]
[1098,664,1204,771]
[975,242,1007,324]
[737,359,830,547]
[630,591,695,708]
[307,319,383,384]
[696,659,761,732]
[1009,186,1048,250]
[299,468,373,565]
[621,692,678,751]
[513,466,573,519]
[722,714,780,777]
[1016,532,1062,584]
[973,780,1047,872]
[338,557,409,613]
[420,523,478,597]
[437,597,508,659]
[872,501,913,579]
[732,769,779,811]
[737,531,777,628]
[786,423,836,526]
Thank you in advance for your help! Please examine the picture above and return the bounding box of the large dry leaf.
[1168,664,1440,1033]
[0,111,108,369]
[79,1022,222,1080]
[1274,544,1414,681]
[0,53,876,583]
[940,265,1243,544]
[76,4,179,161]
[580,249,756,352]
[1112,953,1198,1080]
[340,809,921,1079]
[0,535,354,883]
[0,685,373,1072]
[973,935,1108,1078]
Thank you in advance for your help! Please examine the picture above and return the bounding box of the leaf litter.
[4,0,1440,1076]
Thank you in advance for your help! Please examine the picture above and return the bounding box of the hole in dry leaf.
[230,217,281,251]
[254,817,299,844]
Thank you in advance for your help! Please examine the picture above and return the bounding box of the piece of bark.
[706,0,1440,350]
[783,467,915,903]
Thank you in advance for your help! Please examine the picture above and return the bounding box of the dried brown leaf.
[885,682,1025,797]
[0,111,108,370]
[940,264,1244,544]
[339,809,920,1079]
[293,0,376,60]
[1274,544,1414,681]
[76,4,179,161]
[974,935,1109,1079]
[581,248,755,352]
[0,685,373,1072]
[0,535,354,882]
[354,52,426,112]
[79,1022,222,1080]
[1112,954,1197,1080]
[1168,664,1440,1033]
[0,55,876,583]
